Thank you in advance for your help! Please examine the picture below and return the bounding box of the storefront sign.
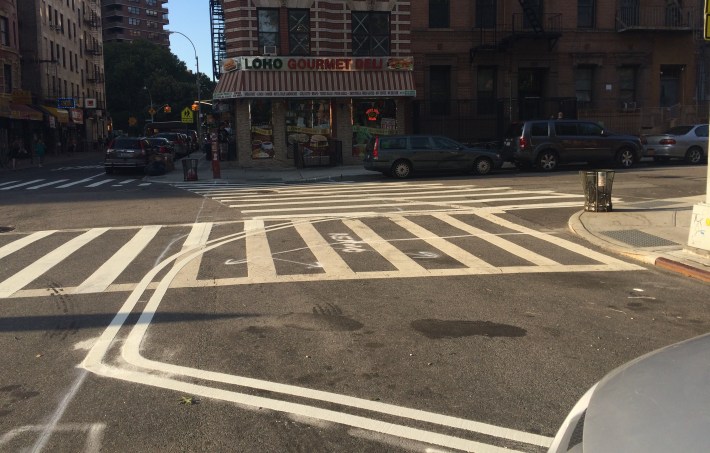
[70,108,84,124]
[85,98,97,108]
[223,56,413,73]
[58,98,76,109]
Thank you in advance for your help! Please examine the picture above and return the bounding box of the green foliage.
[104,40,216,134]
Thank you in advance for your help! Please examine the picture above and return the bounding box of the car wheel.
[685,147,703,165]
[105,167,114,174]
[473,157,493,175]
[391,160,412,179]
[536,150,558,171]
[616,148,636,168]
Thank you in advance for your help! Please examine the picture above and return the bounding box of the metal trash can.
[182,158,199,181]
[580,170,614,212]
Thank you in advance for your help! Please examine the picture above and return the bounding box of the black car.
[104,137,156,174]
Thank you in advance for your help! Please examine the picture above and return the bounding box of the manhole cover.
[601,229,676,248]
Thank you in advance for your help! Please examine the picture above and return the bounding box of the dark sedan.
[104,137,156,174]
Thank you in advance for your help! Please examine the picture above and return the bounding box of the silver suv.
[501,120,643,171]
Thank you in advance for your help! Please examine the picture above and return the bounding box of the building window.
[618,66,637,104]
[477,66,497,115]
[3,64,11,94]
[146,9,158,17]
[429,0,449,28]
[258,9,280,49]
[288,9,310,55]
[475,0,496,29]
[523,0,543,29]
[145,0,156,5]
[578,0,595,28]
[430,66,451,116]
[128,18,141,26]
[575,66,594,106]
[128,6,140,14]
[0,16,9,46]
[352,12,390,56]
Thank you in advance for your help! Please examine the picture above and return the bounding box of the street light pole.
[167,30,202,150]
[143,86,154,123]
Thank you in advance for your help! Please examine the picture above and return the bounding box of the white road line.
[25,179,70,190]
[173,222,213,284]
[0,180,20,187]
[0,230,56,260]
[118,179,136,185]
[0,179,45,190]
[86,179,115,187]
[201,184,481,199]
[344,219,428,275]
[244,219,277,278]
[390,215,499,272]
[56,173,103,188]
[292,221,356,276]
[435,213,560,266]
[73,226,162,294]
[0,228,108,298]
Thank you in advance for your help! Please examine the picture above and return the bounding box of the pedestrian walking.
[34,138,46,167]
[9,138,30,169]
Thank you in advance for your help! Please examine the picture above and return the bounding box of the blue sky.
[166,1,215,81]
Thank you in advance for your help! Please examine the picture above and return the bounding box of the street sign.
[181,107,194,124]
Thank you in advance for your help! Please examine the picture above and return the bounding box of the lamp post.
[143,86,154,123]
[167,30,202,150]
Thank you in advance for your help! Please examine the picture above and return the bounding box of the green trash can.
[580,170,614,212]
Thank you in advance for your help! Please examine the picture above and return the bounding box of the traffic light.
[163,105,171,113]
[191,103,199,111]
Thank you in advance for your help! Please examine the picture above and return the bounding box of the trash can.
[182,158,199,181]
[580,170,614,212]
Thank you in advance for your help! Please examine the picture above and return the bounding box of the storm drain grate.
[601,229,676,248]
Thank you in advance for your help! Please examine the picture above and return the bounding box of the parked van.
[501,120,642,171]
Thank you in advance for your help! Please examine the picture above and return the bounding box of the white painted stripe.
[73,226,162,294]
[25,179,70,190]
[389,215,498,272]
[435,213,559,266]
[118,179,136,185]
[0,228,108,298]
[292,221,355,276]
[0,179,45,190]
[173,223,213,284]
[202,184,485,199]
[343,219,427,274]
[86,179,114,187]
[186,182,446,195]
[138,183,151,187]
[244,219,277,278]
[0,180,20,187]
[56,173,103,188]
[0,230,56,260]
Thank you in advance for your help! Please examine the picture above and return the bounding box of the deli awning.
[9,104,43,121]
[214,70,416,99]
[38,105,70,124]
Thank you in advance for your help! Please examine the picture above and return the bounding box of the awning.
[214,70,416,99]
[39,106,70,124]
[9,104,43,121]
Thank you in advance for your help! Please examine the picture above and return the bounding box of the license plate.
[117,152,134,158]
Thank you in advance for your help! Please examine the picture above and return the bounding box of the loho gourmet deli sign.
[222,56,413,73]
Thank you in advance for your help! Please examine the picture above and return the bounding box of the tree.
[104,40,216,134]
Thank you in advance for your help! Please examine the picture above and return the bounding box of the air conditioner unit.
[262,45,278,56]
[622,101,637,111]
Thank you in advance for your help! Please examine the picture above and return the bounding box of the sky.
[165,1,216,81]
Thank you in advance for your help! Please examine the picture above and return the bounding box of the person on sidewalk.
[34,138,46,167]
[9,137,31,169]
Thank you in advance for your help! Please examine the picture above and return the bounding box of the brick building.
[102,0,169,46]
[410,0,710,144]
[212,0,416,167]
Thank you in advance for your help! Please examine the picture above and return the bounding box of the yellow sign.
[181,107,194,124]
[148,107,156,116]
[706,0,710,40]
[128,116,137,126]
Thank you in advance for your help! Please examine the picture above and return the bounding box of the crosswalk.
[0,212,642,300]
[0,173,152,191]
[173,181,589,218]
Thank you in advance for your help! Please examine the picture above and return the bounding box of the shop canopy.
[38,105,70,124]
[6,104,44,121]
[213,70,416,100]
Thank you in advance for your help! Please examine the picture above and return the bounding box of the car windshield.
[665,126,694,135]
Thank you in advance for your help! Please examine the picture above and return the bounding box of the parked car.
[363,135,503,179]
[153,132,189,157]
[104,137,156,174]
[501,120,643,171]
[641,124,708,164]
[144,136,176,160]
[549,333,710,453]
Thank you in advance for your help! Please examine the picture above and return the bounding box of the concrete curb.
[655,257,710,283]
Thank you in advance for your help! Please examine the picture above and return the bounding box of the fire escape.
[84,0,104,108]
[470,0,561,63]
[210,0,227,80]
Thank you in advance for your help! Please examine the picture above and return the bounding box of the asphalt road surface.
[1,161,708,452]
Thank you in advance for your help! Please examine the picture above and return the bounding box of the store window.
[288,9,310,55]
[352,99,397,157]
[258,9,280,49]
[250,100,274,159]
[286,100,332,159]
[352,12,390,56]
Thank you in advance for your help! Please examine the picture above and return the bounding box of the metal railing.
[616,6,695,31]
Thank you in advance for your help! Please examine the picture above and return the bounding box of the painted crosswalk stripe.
[86,179,115,187]
[73,226,162,294]
[56,173,103,188]
[292,221,355,276]
[172,223,213,285]
[244,219,277,279]
[26,179,70,190]
[0,180,20,187]
[0,230,57,260]
[0,228,108,298]
[0,179,45,190]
